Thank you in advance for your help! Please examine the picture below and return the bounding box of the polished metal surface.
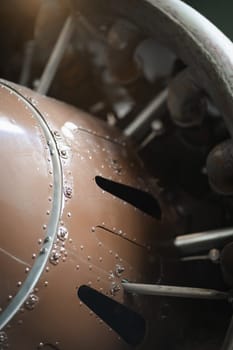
[36,15,76,95]
[123,89,168,137]
[2,0,233,348]
[0,80,167,349]
[0,81,63,331]
[174,228,233,256]
[76,0,233,135]
[122,282,228,300]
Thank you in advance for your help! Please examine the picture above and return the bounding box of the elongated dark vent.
[78,285,146,346]
[37,344,60,350]
[95,176,161,220]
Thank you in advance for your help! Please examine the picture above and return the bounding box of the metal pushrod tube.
[122,282,228,300]
[222,316,233,350]
[36,15,76,95]
[174,227,233,256]
[123,88,168,137]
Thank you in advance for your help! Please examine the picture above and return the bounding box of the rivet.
[50,251,60,265]
[44,281,48,287]
[115,264,125,276]
[0,331,8,345]
[43,224,47,230]
[110,284,121,296]
[40,247,48,255]
[64,186,72,199]
[44,236,51,243]
[32,253,36,259]
[57,226,68,241]
[17,281,22,287]
[60,150,67,157]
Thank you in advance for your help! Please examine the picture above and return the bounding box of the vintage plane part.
[0,79,166,349]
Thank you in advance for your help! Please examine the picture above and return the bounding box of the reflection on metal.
[36,15,76,95]
[122,282,228,300]
[123,88,168,137]
[0,81,63,331]
[138,119,165,150]
[19,40,35,86]
[181,248,220,263]
[221,316,233,350]
[174,228,233,256]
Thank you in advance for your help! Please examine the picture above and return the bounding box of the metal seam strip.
[0,81,63,330]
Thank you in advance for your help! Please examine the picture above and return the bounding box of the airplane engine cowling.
[0,80,169,350]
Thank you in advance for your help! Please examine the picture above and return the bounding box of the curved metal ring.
[75,0,233,135]
[0,81,63,331]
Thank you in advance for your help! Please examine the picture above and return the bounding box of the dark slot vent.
[37,344,60,350]
[78,285,146,346]
[95,176,161,220]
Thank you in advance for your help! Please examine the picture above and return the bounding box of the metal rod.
[36,15,76,95]
[122,282,228,300]
[19,40,35,86]
[123,88,168,137]
[221,315,233,350]
[174,227,233,256]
